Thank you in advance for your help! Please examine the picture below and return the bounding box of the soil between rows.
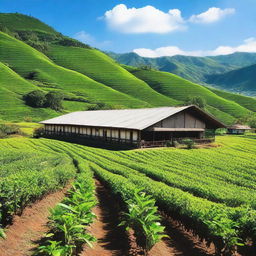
[0,185,70,256]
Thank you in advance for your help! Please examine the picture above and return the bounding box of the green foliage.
[33,127,45,138]
[206,63,256,93]
[185,96,206,109]
[24,90,46,107]
[181,138,195,149]
[120,189,167,253]
[45,91,64,111]
[1,136,256,253]
[128,68,250,124]
[0,150,76,225]
[38,159,96,255]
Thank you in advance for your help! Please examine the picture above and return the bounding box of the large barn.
[40,105,225,147]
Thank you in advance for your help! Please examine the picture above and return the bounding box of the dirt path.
[0,186,70,256]
[81,180,130,256]
[81,180,175,256]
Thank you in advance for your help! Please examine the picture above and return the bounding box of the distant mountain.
[108,51,256,93]
[206,64,256,96]
[0,12,255,125]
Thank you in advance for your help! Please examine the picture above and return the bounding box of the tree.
[185,96,206,109]
[23,90,46,108]
[45,91,64,111]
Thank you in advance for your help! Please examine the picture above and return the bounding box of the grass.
[47,45,179,106]
[128,68,251,123]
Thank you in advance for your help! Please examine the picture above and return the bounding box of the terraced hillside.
[127,67,250,123]
[0,32,149,116]
[210,88,256,112]
[0,62,57,121]
[47,45,179,106]
[0,12,255,124]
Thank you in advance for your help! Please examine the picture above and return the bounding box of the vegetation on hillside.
[0,12,255,126]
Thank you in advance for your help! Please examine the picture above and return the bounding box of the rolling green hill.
[0,32,149,108]
[206,64,256,95]
[209,88,256,112]
[108,52,256,94]
[0,13,58,34]
[127,67,250,123]
[0,12,255,125]
[108,52,235,85]
[0,62,57,121]
[47,45,179,106]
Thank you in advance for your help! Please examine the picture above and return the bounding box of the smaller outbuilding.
[227,124,251,135]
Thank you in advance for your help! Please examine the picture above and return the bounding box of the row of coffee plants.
[37,159,97,256]
[1,137,256,253]
[83,152,256,254]
[0,149,76,228]
[90,163,167,255]
[85,147,256,207]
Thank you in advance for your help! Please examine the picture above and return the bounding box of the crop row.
[0,149,76,228]
[37,158,97,255]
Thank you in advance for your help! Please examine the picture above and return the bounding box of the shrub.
[23,90,46,108]
[165,140,172,147]
[45,91,64,111]
[182,138,195,149]
[172,140,180,148]
[33,127,45,138]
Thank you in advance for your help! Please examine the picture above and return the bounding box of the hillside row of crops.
[1,136,255,253]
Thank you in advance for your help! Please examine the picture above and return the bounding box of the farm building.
[227,124,251,135]
[40,105,225,147]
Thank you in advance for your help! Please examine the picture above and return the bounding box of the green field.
[0,135,255,253]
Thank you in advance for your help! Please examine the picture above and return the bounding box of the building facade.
[40,106,225,147]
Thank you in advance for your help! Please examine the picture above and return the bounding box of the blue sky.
[1,0,256,57]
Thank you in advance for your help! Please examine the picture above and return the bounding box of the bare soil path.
[0,186,70,256]
[81,180,130,256]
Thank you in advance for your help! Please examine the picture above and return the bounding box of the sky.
[1,0,256,57]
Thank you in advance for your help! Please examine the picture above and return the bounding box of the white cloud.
[133,38,256,57]
[74,31,111,48]
[103,4,186,34]
[102,5,235,34]
[189,7,235,24]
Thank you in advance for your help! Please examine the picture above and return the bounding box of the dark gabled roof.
[40,105,226,130]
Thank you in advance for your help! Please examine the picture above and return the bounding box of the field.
[0,135,255,255]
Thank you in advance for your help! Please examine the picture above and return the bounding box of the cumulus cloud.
[74,31,111,48]
[103,5,235,34]
[133,38,256,57]
[189,7,235,24]
[103,4,186,34]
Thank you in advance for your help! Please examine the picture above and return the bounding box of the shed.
[40,105,226,147]
[227,124,251,135]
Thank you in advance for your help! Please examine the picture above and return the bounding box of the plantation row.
[0,149,76,231]
[0,136,256,253]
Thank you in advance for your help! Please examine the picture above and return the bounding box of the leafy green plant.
[120,189,167,254]
[182,138,195,149]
